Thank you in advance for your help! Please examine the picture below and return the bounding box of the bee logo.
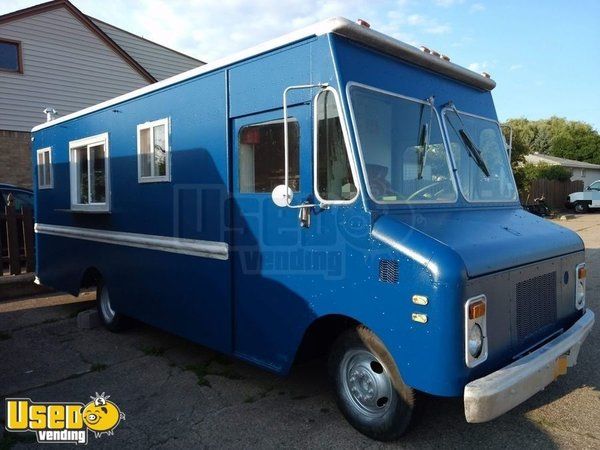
[82,392,125,438]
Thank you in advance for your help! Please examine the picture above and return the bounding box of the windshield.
[350,85,457,203]
[444,108,517,202]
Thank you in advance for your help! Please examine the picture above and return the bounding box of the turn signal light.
[578,266,587,279]
[468,300,486,320]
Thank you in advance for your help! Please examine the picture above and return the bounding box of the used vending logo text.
[5,392,125,444]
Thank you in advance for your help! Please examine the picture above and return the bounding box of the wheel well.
[293,314,360,365]
[80,267,102,292]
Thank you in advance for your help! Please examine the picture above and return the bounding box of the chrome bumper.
[464,309,595,423]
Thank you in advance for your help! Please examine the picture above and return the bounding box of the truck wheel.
[97,283,130,332]
[329,326,414,441]
[574,202,589,213]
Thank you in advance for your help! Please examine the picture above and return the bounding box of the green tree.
[503,116,600,165]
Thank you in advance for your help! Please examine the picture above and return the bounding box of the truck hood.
[372,207,583,278]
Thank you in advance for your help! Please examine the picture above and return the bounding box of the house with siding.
[0,0,203,188]
[524,153,600,188]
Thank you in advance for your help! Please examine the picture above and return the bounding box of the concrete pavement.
[1,215,599,448]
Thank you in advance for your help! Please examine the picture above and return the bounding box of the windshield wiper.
[448,105,490,177]
[417,123,428,180]
[458,129,490,177]
[416,100,434,180]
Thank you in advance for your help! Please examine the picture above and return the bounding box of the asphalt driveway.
[1,215,599,449]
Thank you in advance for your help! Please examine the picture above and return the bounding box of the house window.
[0,39,22,73]
[137,118,170,182]
[69,133,110,211]
[238,119,299,193]
[37,147,53,189]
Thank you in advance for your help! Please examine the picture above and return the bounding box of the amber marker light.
[468,300,486,320]
[578,266,587,280]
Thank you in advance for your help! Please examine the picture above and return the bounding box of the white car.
[567,180,600,213]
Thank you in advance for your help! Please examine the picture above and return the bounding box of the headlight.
[468,324,483,358]
[465,295,488,367]
[575,263,586,310]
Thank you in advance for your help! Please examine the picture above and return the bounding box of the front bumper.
[464,309,595,423]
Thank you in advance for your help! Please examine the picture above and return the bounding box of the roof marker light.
[357,19,370,28]
[441,54,450,62]
[481,72,491,78]
[420,45,431,54]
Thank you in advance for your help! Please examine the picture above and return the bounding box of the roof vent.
[43,108,57,122]
[420,45,431,54]
[357,19,371,28]
[481,72,491,79]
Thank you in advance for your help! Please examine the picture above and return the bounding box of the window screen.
[37,148,53,189]
[138,118,169,181]
[238,120,299,193]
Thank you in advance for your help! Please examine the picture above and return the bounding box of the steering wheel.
[407,180,453,201]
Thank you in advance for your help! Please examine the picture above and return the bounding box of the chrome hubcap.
[99,286,115,322]
[341,349,393,417]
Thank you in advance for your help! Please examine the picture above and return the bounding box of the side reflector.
[412,295,428,306]
[412,313,428,324]
[468,301,486,320]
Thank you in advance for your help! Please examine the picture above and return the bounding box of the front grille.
[379,260,399,283]
[516,271,557,342]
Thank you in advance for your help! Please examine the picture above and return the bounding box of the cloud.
[426,24,452,34]
[1,0,455,61]
[434,0,465,7]
[468,61,489,72]
[509,64,524,71]
[469,3,485,13]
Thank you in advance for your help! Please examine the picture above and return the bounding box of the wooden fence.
[528,179,584,210]
[1,200,35,276]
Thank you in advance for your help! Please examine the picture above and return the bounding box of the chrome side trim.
[35,223,229,260]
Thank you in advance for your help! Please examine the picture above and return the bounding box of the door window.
[315,89,357,202]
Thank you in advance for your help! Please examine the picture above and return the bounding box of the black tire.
[574,202,589,213]
[96,282,130,332]
[329,326,414,441]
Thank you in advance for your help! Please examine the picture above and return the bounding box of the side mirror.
[271,184,293,208]
[586,186,591,191]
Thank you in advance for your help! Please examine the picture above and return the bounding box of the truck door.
[231,103,313,369]
[231,87,361,371]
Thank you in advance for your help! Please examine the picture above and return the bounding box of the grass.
[185,363,211,387]
[142,346,166,356]
[184,356,246,387]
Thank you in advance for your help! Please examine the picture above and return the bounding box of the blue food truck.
[32,17,594,441]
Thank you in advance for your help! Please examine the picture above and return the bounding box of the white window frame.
[69,133,110,212]
[36,147,53,189]
[313,86,360,206]
[137,118,171,183]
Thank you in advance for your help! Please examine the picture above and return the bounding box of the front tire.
[329,326,414,441]
[575,202,589,213]
[97,283,130,332]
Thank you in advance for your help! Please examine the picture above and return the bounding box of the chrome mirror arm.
[283,83,328,209]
